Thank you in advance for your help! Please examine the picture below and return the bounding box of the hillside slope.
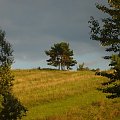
[12,70,120,120]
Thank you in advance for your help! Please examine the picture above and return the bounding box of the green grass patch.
[12,70,120,120]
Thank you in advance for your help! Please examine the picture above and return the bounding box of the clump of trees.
[45,42,77,70]
[77,63,89,71]
[89,0,120,98]
[0,29,27,119]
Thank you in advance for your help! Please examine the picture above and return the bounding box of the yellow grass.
[11,69,120,120]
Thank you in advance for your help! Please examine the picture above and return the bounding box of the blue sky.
[0,0,110,70]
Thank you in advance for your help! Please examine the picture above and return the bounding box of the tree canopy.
[89,0,120,98]
[108,0,120,8]
[0,29,27,119]
[45,42,77,70]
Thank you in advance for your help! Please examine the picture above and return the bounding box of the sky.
[0,0,110,70]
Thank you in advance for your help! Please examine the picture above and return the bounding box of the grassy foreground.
[12,69,120,120]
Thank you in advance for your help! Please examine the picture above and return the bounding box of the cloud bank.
[0,0,109,69]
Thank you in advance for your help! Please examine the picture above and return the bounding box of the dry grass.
[11,69,120,120]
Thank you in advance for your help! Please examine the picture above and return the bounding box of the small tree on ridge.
[45,42,77,70]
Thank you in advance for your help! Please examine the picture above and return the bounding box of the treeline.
[36,63,100,72]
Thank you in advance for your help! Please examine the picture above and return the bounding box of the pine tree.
[45,42,77,70]
[89,0,120,98]
[0,29,27,119]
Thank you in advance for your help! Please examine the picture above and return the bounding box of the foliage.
[77,63,90,71]
[45,42,77,70]
[0,29,27,119]
[108,0,120,8]
[0,92,27,120]
[0,30,13,66]
[89,0,120,98]
[77,63,85,71]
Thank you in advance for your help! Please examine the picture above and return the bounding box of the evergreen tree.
[0,29,27,119]
[45,42,77,70]
[77,63,85,71]
[108,0,120,8]
[89,0,120,98]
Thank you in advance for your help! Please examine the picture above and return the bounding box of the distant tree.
[45,42,77,70]
[89,0,120,98]
[0,29,27,119]
[77,63,90,71]
[37,66,41,70]
[77,63,85,71]
[91,68,100,72]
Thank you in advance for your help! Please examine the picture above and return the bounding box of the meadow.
[12,69,120,120]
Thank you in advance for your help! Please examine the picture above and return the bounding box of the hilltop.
[12,69,120,120]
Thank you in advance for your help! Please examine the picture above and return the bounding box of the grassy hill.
[12,69,120,120]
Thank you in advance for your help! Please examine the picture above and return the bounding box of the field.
[12,69,120,120]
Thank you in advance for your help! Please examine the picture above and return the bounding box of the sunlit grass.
[12,69,120,120]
